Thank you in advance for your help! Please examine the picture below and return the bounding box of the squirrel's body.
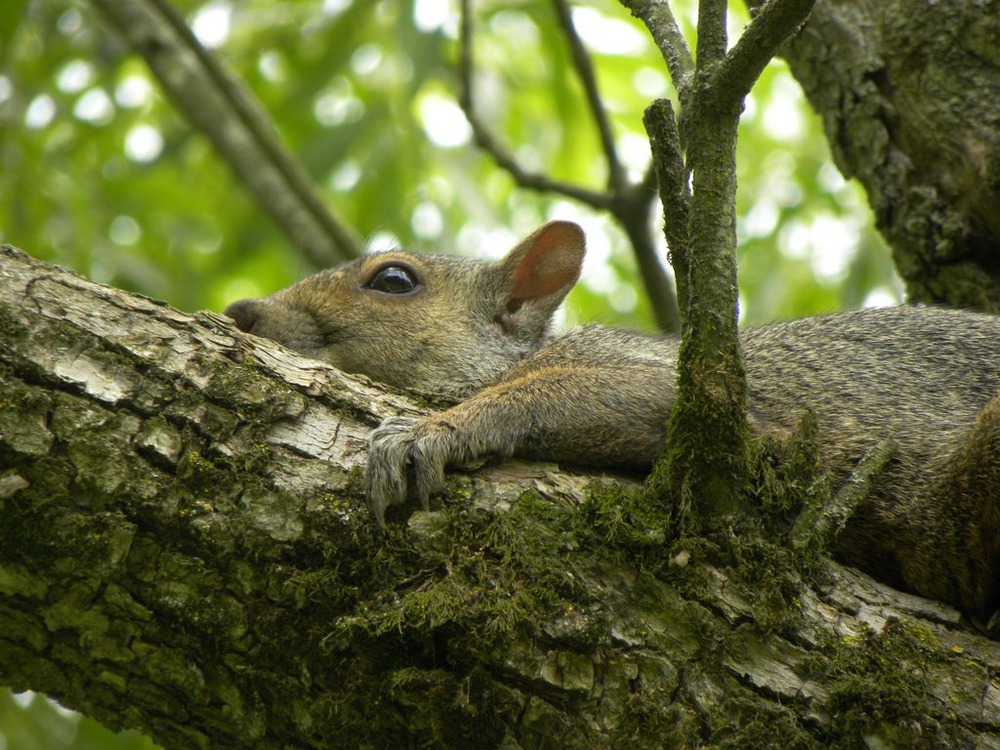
[225,222,1000,618]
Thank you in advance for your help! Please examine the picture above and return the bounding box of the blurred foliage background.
[0,0,900,746]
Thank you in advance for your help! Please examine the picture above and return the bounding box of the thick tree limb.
[88,0,363,266]
[751,0,1000,311]
[3,247,1000,747]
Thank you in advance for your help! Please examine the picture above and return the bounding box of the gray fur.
[225,222,1000,617]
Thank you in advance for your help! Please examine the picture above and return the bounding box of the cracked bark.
[2,245,1000,748]
[764,0,1000,309]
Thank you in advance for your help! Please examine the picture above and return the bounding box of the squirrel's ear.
[498,221,585,316]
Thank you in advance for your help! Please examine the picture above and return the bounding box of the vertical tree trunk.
[666,106,748,522]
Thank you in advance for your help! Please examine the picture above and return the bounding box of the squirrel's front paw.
[366,416,451,527]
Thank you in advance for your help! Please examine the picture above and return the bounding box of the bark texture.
[775,0,1000,309]
[3,246,1000,748]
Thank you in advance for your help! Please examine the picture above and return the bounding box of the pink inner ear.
[510,223,583,300]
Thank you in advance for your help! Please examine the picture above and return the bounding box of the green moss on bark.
[806,619,962,747]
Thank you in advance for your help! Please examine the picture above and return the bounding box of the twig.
[642,99,691,316]
[790,438,898,551]
[89,0,363,267]
[550,0,627,192]
[457,0,611,210]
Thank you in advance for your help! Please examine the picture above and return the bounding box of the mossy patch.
[710,695,821,749]
[725,532,813,634]
[576,480,673,554]
[747,410,831,521]
[0,303,29,345]
[575,410,829,638]
[204,361,302,419]
[307,488,622,748]
[328,489,589,651]
[805,618,958,747]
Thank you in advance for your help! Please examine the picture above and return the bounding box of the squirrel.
[224,220,1000,619]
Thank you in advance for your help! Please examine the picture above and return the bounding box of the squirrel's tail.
[915,394,1000,620]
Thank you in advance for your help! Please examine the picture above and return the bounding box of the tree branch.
[642,99,692,315]
[618,0,695,102]
[791,438,897,551]
[695,0,728,67]
[612,184,681,332]
[456,0,612,210]
[89,0,364,266]
[711,0,816,107]
[550,0,628,192]
[4,246,1000,747]
[615,189,682,334]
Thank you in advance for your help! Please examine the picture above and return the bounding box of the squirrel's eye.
[365,266,420,294]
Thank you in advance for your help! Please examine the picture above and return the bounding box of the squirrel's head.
[224,221,585,397]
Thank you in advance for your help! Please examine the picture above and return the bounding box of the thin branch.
[710,0,816,107]
[618,0,695,102]
[457,0,612,210]
[89,0,363,266]
[696,0,728,68]
[550,0,627,192]
[616,196,681,333]
[642,99,691,316]
[147,0,364,261]
[791,438,897,551]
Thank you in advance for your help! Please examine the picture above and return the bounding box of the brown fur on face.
[225,223,584,397]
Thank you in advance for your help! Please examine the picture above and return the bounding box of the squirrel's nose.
[224,299,261,333]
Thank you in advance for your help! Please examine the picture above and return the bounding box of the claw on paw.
[365,415,459,526]
[366,416,420,527]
